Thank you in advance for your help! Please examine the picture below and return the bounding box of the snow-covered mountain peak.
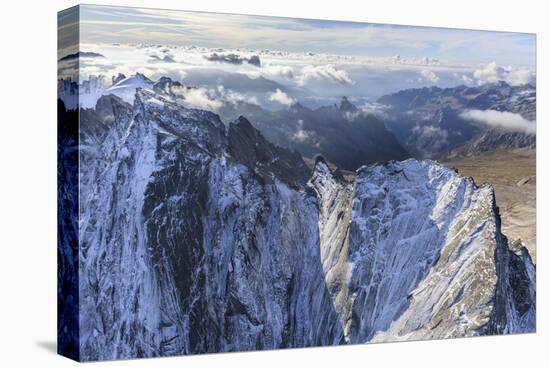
[133,88,226,156]
[106,73,155,102]
[112,72,153,87]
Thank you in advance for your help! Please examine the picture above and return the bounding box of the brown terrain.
[444,149,536,263]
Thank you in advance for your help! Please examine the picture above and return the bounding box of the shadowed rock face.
[228,116,311,190]
[72,87,535,361]
[58,100,80,360]
[219,96,410,171]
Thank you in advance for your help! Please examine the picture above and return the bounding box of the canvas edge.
[57,4,81,362]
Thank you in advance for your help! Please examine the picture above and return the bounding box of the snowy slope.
[349,160,535,342]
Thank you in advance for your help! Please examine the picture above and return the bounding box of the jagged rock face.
[228,116,311,189]
[78,90,342,360]
[74,88,535,361]
[350,160,499,341]
[309,157,355,338]
[309,159,536,343]
[201,160,343,351]
[349,161,535,341]
[218,96,410,171]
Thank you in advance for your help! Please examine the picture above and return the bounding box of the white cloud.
[297,64,354,85]
[262,64,295,79]
[360,102,391,118]
[459,109,535,134]
[291,119,313,142]
[171,86,223,111]
[216,86,258,105]
[419,69,440,83]
[473,62,533,86]
[342,102,390,121]
[461,74,473,85]
[268,88,295,106]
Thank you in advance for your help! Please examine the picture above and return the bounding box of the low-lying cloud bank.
[473,62,533,86]
[297,64,354,85]
[459,109,535,135]
[205,53,261,67]
[419,69,440,83]
[268,88,295,106]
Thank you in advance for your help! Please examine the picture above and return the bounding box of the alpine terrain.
[58,78,536,361]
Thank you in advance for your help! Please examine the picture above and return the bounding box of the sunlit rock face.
[71,86,535,361]
[348,160,535,342]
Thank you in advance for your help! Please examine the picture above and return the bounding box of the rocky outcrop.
[228,116,311,189]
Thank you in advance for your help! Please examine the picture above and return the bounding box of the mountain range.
[377,82,536,158]
[59,73,536,169]
[58,83,536,361]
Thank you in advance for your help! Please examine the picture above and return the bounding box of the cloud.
[170,85,223,111]
[473,62,533,86]
[461,74,473,85]
[459,109,535,134]
[216,85,258,105]
[341,101,390,121]
[360,102,391,118]
[292,120,314,142]
[79,5,535,67]
[158,81,259,111]
[419,69,440,83]
[204,53,261,67]
[268,88,295,106]
[262,65,295,79]
[297,64,354,85]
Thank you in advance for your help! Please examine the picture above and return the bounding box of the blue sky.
[79,4,535,67]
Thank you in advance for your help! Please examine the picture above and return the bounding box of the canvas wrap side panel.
[57,5,80,361]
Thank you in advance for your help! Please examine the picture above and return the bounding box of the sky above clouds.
[61,4,537,108]
[79,5,535,66]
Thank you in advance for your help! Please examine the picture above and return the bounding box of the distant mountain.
[378,82,536,158]
[59,51,105,62]
[218,96,410,171]
[448,129,536,158]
